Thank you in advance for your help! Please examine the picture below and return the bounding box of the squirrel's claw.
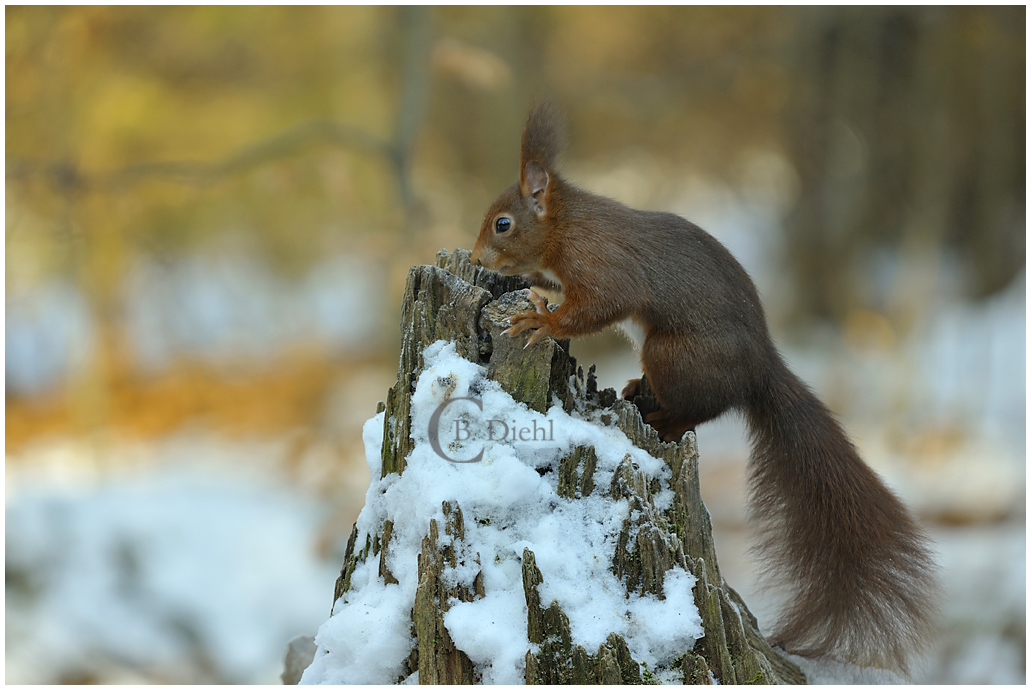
[505,313,540,334]
[524,326,550,348]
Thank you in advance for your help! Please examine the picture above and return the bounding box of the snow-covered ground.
[5,441,343,685]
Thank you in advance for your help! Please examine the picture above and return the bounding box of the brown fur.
[471,103,939,672]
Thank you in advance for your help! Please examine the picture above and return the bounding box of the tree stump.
[297,249,806,685]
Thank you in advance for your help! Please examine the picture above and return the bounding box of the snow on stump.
[297,249,806,685]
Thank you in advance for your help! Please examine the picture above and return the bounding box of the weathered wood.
[413,502,482,684]
[324,248,806,685]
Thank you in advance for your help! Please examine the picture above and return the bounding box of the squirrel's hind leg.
[639,332,741,440]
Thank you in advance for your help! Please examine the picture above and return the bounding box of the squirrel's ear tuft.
[523,160,550,216]
[519,102,565,173]
[518,102,564,216]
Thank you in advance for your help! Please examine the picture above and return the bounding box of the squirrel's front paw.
[502,290,553,347]
[503,310,552,348]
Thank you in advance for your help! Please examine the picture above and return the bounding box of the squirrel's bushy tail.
[745,355,938,672]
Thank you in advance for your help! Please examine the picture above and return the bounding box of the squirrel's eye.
[495,217,512,233]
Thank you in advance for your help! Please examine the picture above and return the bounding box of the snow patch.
[301,341,703,684]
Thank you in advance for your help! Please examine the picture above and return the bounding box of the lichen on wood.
[320,248,805,685]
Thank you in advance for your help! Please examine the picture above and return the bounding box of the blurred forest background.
[6,6,1025,684]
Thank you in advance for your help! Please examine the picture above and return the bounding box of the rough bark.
[315,249,805,685]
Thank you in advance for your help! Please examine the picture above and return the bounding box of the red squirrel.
[471,103,938,672]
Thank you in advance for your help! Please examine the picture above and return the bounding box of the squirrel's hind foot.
[644,409,696,442]
[623,376,694,441]
[621,378,643,400]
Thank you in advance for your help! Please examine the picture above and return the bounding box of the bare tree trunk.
[297,249,805,684]
[782,7,1024,326]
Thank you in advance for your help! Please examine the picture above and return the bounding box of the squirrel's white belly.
[540,268,562,287]
[615,318,646,353]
